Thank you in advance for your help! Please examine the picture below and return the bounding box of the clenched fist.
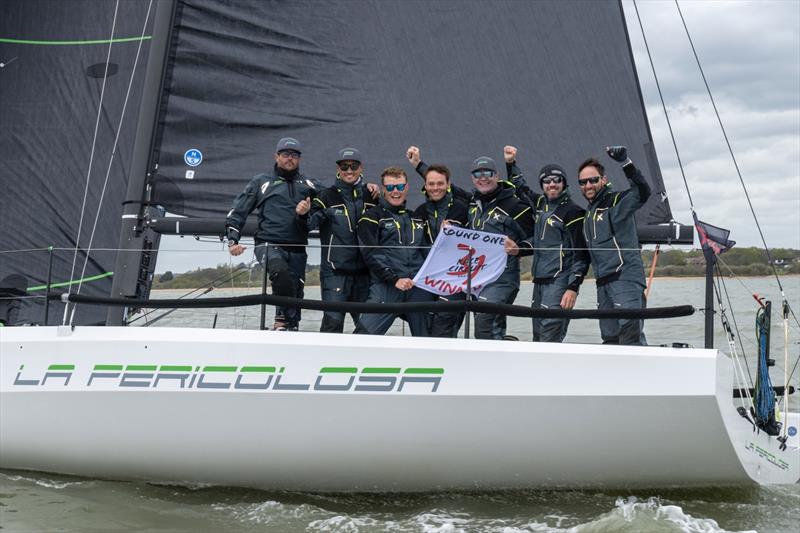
[504,145,517,163]
[406,146,421,167]
[606,146,629,163]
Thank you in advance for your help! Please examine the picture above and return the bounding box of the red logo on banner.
[446,243,486,285]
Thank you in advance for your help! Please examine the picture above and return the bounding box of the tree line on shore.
[153,247,800,290]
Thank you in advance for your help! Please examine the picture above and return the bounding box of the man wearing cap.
[226,137,321,330]
[578,146,651,345]
[296,148,376,333]
[467,155,534,340]
[354,166,434,336]
[503,146,590,343]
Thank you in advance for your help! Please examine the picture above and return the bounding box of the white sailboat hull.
[1,326,797,490]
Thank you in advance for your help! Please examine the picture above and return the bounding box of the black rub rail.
[52,292,695,320]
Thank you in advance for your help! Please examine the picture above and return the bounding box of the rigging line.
[132,286,215,327]
[631,0,694,209]
[718,270,752,382]
[715,254,800,333]
[65,0,120,326]
[71,0,154,326]
[228,253,241,328]
[716,265,753,385]
[127,261,254,326]
[674,0,784,293]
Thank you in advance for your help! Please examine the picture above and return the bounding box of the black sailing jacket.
[412,191,469,244]
[583,163,651,286]
[302,178,375,275]
[225,165,321,245]
[522,190,590,291]
[357,199,428,284]
[467,183,534,277]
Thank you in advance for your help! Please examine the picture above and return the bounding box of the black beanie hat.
[537,163,568,188]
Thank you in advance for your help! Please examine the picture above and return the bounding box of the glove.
[606,146,629,164]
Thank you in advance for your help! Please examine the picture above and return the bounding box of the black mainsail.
[1,0,690,326]
[0,0,153,325]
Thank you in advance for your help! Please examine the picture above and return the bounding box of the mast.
[703,248,715,349]
[106,0,177,326]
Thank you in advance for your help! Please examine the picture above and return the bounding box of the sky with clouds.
[155,0,799,273]
[621,0,799,250]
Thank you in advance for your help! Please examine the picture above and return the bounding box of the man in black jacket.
[355,167,434,336]
[411,164,469,337]
[296,148,375,333]
[226,137,321,330]
[504,146,589,342]
[579,146,650,345]
[467,156,534,340]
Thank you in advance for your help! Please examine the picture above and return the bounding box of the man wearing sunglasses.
[296,148,376,333]
[578,146,651,345]
[226,137,321,330]
[504,147,590,343]
[406,145,535,207]
[467,156,534,340]
[354,167,434,336]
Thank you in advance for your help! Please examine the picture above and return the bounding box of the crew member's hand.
[366,182,380,200]
[228,243,246,256]
[503,145,517,163]
[560,289,577,310]
[606,146,629,163]
[406,146,421,167]
[296,196,311,215]
[504,236,519,256]
[395,278,414,291]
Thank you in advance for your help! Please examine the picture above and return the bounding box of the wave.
[0,475,88,490]
[210,494,754,533]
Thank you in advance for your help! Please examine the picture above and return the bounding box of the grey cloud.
[625,0,800,111]
[623,1,798,248]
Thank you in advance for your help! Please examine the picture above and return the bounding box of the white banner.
[413,227,507,296]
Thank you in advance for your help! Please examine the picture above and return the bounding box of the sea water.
[1,276,798,532]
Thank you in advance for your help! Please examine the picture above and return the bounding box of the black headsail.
[0,0,154,325]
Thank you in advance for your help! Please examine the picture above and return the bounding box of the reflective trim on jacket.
[304,180,375,275]
[582,163,650,285]
[357,201,428,284]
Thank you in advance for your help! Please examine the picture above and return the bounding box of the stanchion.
[260,243,268,331]
[464,247,474,339]
[44,246,54,326]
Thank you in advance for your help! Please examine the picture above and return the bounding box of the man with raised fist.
[578,146,651,345]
